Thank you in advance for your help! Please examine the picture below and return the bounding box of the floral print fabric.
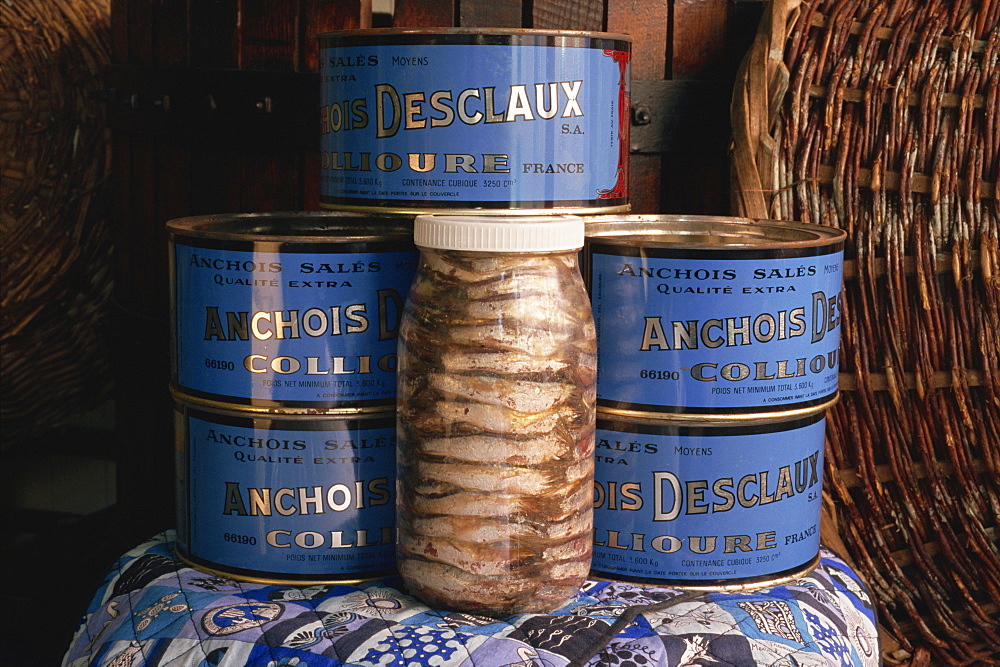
[63,531,879,666]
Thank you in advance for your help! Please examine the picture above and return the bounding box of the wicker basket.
[731,1,998,664]
[0,0,113,446]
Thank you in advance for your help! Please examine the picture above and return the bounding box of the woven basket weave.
[0,0,113,446]
[731,1,998,664]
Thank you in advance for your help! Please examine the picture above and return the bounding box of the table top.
[63,531,880,666]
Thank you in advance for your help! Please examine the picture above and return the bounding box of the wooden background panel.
[190,1,240,68]
[303,1,373,71]
[394,0,456,27]
[240,0,298,70]
[109,0,372,539]
[531,0,604,30]
[150,0,189,65]
[460,0,522,27]
[608,0,669,214]
[671,0,733,76]
[661,0,732,214]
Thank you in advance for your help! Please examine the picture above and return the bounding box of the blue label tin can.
[175,401,397,583]
[591,412,825,588]
[318,28,631,214]
[168,212,417,412]
[584,215,846,420]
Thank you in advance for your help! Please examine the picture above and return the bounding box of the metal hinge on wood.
[102,65,320,147]
[629,79,732,155]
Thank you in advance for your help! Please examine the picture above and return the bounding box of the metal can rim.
[582,214,846,251]
[320,202,632,217]
[596,406,829,432]
[171,386,398,419]
[590,553,821,592]
[317,26,633,44]
[166,210,414,244]
[174,548,396,587]
[596,394,840,426]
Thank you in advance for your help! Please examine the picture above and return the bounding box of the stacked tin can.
[582,214,846,588]
[315,28,631,613]
[316,27,632,216]
[168,211,417,584]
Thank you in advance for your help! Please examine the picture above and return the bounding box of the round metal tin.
[582,215,846,421]
[591,410,826,588]
[167,211,417,414]
[174,400,397,584]
[317,28,631,214]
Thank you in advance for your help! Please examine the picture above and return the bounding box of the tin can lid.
[414,215,584,252]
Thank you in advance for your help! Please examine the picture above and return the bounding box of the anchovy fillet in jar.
[397,248,597,615]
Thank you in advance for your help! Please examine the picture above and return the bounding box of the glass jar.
[396,215,597,616]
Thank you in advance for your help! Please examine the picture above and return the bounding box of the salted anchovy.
[416,433,570,466]
[422,250,578,283]
[404,401,586,439]
[407,478,592,522]
[407,298,586,336]
[426,373,576,411]
[406,456,593,496]
[408,490,525,518]
[400,532,593,578]
[398,559,588,615]
[406,503,592,544]
[438,351,577,376]
[399,535,535,576]
[397,248,596,616]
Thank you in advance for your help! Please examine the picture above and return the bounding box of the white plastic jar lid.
[413,215,585,252]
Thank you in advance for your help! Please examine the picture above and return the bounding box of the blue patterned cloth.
[63,531,879,666]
